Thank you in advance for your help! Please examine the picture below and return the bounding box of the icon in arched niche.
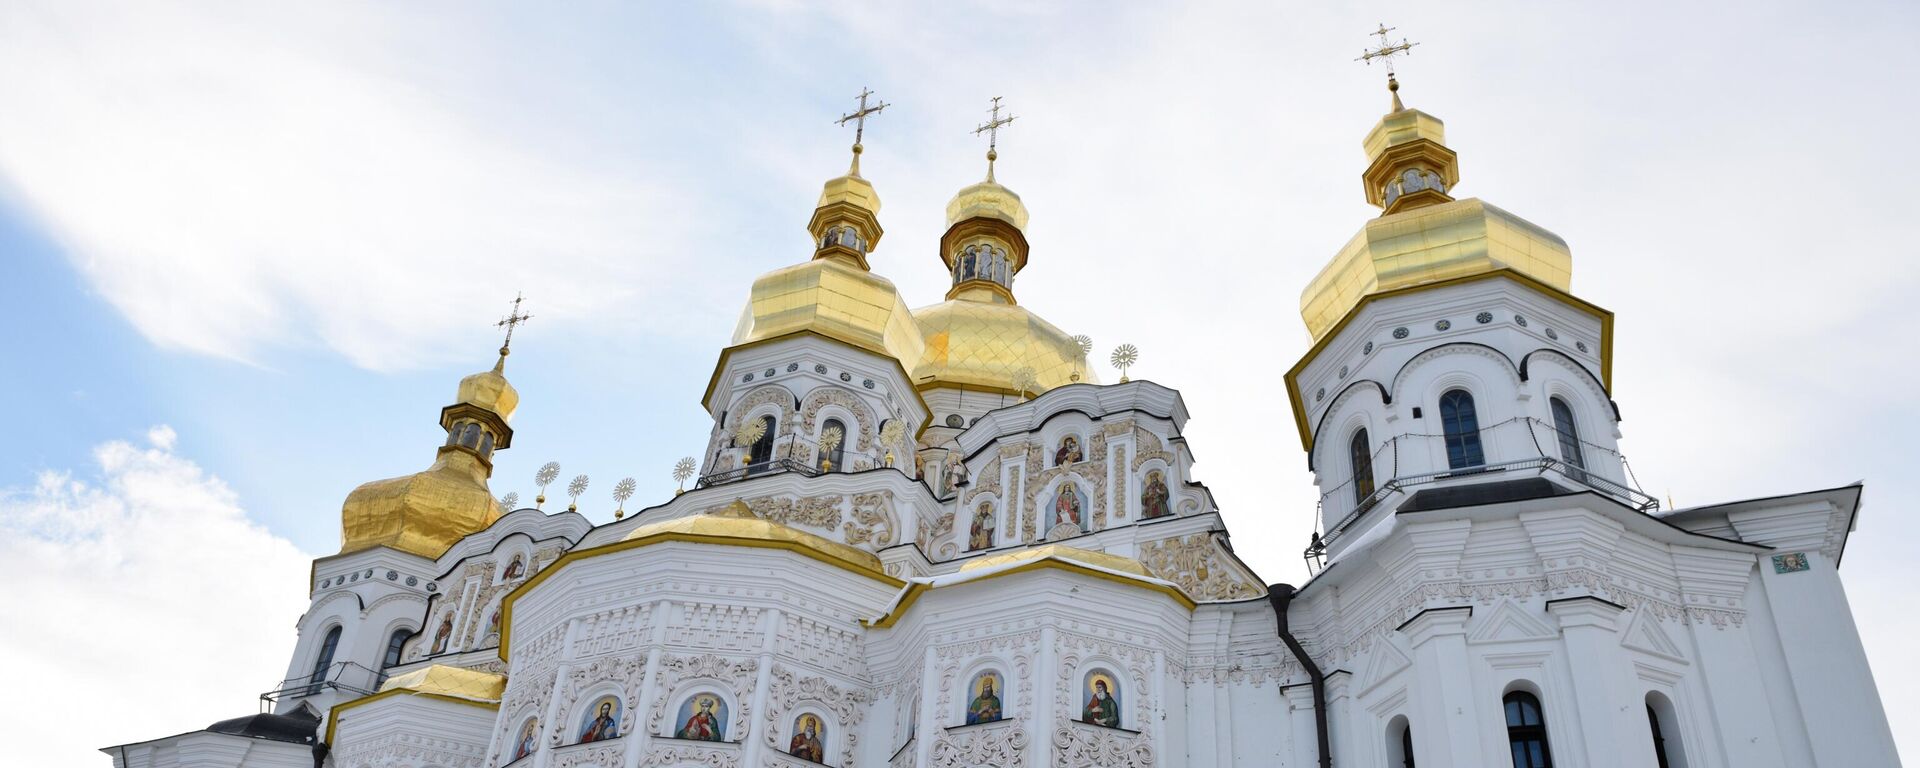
[1052,483,1086,531]
[788,714,826,762]
[1141,470,1172,519]
[968,502,995,551]
[429,615,454,655]
[1054,435,1082,466]
[512,717,539,761]
[966,671,1004,724]
[1081,670,1121,728]
[578,695,620,743]
[503,555,525,579]
[674,694,727,742]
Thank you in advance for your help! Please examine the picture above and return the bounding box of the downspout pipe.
[1269,582,1331,768]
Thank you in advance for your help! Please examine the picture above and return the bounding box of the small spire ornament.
[1356,23,1419,111]
[499,491,520,511]
[493,293,533,368]
[835,86,889,176]
[673,457,696,495]
[818,425,844,472]
[972,96,1017,182]
[879,421,905,467]
[1071,334,1093,382]
[1110,343,1139,383]
[566,474,589,513]
[611,477,636,520]
[735,418,768,449]
[534,462,561,509]
[1012,367,1038,401]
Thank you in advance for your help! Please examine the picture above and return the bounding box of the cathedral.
[106,58,1899,768]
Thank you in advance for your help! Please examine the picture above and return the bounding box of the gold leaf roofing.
[731,256,925,367]
[619,500,888,578]
[1298,197,1572,340]
[958,544,1151,577]
[376,664,506,701]
[339,449,501,560]
[910,298,1094,395]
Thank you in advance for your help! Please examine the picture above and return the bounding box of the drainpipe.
[1268,583,1331,768]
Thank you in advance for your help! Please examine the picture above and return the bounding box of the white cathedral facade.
[106,84,1900,768]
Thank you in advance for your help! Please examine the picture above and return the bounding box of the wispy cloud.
[0,426,312,766]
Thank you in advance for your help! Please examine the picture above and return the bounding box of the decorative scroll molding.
[646,653,760,742]
[762,665,870,768]
[844,491,899,551]
[1137,533,1262,602]
[800,387,879,452]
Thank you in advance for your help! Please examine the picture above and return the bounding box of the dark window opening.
[1440,389,1486,469]
[1350,428,1376,505]
[1549,397,1585,477]
[305,626,342,697]
[1504,691,1553,768]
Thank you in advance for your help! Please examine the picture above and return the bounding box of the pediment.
[1620,608,1687,663]
[1467,598,1557,645]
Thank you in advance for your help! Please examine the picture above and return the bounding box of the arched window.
[1440,390,1485,469]
[746,415,777,474]
[1646,692,1685,768]
[821,418,847,472]
[460,423,481,449]
[1387,716,1416,768]
[382,628,410,668]
[1549,398,1585,475]
[1350,429,1375,505]
[479,431,494,457]
[1503,691,1553,768]
[1402,724,1416,767]
[305,626,342,696]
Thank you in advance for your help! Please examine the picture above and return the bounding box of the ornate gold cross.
[496,293,532,353]
[836,87,890,146]
[973,96,1016,152]
[1357,23,1419,75]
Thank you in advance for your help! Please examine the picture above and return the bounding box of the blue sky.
[2,1,1917,763]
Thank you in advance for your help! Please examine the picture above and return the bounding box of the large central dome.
[910,298,1093,394]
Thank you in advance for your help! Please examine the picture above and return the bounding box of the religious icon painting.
[1081,670,1122,728]
[1052,483,1087,531]
[968,502,996,551]
[430,615,454,655]
[503,555,524,579]
[511,717,539,761]
[788,714,826,763]
[674,694,728,742]
[1141,469,1172,519]
[965,670,1004,724]
[1054,435,1082,466]
[483,608,501,644]
[577,695,621,743]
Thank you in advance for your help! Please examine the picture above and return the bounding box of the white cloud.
[0,427,313,766]
[0,2,678,370]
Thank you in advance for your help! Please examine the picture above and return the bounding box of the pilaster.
[1545,596,1646,767]
[1398,606,1485,766]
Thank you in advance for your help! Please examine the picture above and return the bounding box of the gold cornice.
[945,280,1016,305]
[865,557,1196,630]
[699,329,933,442]
[498,521,907,661]
[1283,268,1615,451]
[325,687,499,745]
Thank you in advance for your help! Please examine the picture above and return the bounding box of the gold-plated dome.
[1299,198,1572,340]
[621,500,887,578]
[731,255,926,367]
[455,355,519,422]
[958,544,1151,577]
[945,179,1029,231]
[376,664,506,700]
[339,449,503,559]
[911,299,1095,395]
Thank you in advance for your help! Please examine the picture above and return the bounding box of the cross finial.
[972,96,1017,182]
[494,293,532,366]
[835,87,889,175]
[1357,23,1419,110]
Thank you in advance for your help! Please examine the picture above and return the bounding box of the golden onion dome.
[958,544,1151,577]
[730,256,926,368]
[910,298,1096,395]
[455,354,520,422]
[945,178,1029,231]
[622,500,888,579]
[339,449,502,559]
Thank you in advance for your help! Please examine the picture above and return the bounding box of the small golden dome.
[958,544,1151,577]
[945,179,1029,231]
[817,169,881,214]
[731,255,926,368]
[455,354,519,421]
[339,449,502,559]
[910,299,1095,395]
[621,500,887,577]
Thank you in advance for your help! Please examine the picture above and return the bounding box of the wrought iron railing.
[1309,417,1658,562]
[259,661,381,707]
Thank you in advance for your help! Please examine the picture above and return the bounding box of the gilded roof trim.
[1284,268,1615,452]
[326,686,500,744]
[865,556,1196,630]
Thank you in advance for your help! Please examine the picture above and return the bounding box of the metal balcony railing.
[1306,418,1657,571]
[259,661,382,708]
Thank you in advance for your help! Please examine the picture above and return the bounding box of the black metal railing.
[259,661,381,707]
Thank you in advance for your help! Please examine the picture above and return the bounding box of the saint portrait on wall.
[1141,470,1171,519]
[789,715,826,762]
[482,608,501,645]
[503,555,524,579]
[430,616,453,655]
[512,717,539,761]
[675,695,727,741]
[1053,484,1084,530]
[1054,435,1082,466]
[578,696,620,743]
[1082,672,1121,728]
[966,672,1003,724]
[968,503,995,550]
